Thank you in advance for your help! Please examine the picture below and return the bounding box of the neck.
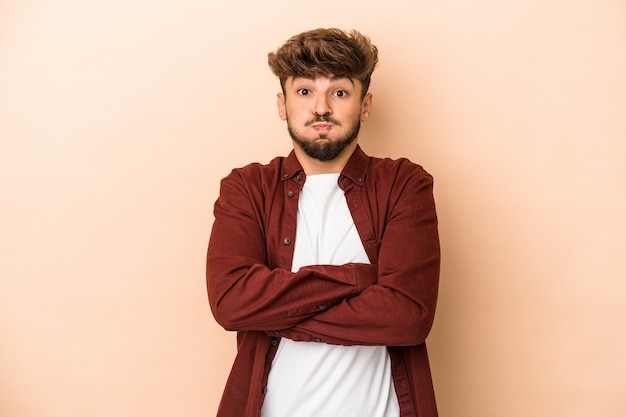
[293,142,357,175]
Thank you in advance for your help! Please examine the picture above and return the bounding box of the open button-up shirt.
[207,145,440,417]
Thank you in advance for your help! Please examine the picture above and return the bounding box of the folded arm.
[206,170,377,332]
[274,171,440,346]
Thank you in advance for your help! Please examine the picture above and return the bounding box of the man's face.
[277,76,372,162]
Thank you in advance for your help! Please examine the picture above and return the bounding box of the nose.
[313,94,331,116]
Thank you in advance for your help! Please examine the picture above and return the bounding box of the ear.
[277,93,287,121]
[360,92,373,122]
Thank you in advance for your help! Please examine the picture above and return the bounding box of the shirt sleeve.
[276,169,440,347]
[206,170,378,332]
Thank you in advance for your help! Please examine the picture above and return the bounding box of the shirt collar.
[340,145,369,186]
[282,150,305,180]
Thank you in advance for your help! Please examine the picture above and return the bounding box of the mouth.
[311,123,333,131]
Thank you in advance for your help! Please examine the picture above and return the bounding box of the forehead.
[288,75,356,86]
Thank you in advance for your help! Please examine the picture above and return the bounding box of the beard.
[287,114,361,162]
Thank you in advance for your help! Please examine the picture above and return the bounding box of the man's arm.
[206,169,377,332]
[274,170,440,347]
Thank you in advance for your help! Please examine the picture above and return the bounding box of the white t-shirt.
[261,173,399,417]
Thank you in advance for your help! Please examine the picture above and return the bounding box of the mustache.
[305,114,340,126]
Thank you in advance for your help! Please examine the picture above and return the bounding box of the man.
[207,28,440,417]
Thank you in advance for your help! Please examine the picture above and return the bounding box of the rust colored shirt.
[207,145,440,417]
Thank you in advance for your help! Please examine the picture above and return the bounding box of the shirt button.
[287,191,294,198]
[283,173,289,178]
[296,174,303,181]
[315,338,322,343]
[317,304,326,311]
[271,338,278,346]
[274,330,281,336]
[283,237,291,245]
[357,177,363,183]
[262,387,268,394]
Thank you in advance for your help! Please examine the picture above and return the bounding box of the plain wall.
[1,1,625,416]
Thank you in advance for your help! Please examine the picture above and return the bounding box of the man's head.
[268,29,378,167]
[268,28,378,99]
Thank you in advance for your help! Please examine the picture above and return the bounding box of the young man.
[207,28,440,417]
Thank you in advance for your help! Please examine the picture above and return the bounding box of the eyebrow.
[330,75,354,85]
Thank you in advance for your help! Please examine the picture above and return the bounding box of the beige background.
[1,1,625,416]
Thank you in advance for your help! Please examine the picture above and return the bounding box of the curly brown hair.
[267,28,379,98]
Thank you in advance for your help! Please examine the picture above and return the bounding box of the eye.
[333,89,348,98]
[297,88,310,96]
